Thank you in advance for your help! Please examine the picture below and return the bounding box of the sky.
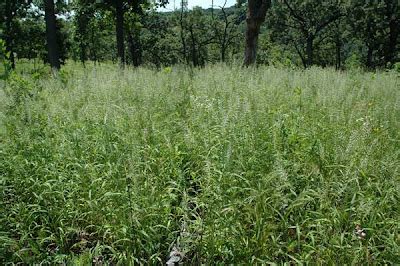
[160,0,236,12]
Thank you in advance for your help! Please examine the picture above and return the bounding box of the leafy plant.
[0,39,12,81]
[393,62,400,73]
[0,62,399,264]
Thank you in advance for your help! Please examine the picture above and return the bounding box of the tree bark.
[365,19,375,69]
[79,41,86,67]
[115,0,125,66]
[306,36,314,67]
[294,43,307,68]
[90,24,98,62]
[221,43,226,62]
[335,38,341,70]
[335,22,342,70]
[128,30,142,67]
[244,0,271,66]
[189,26,198,66]
[385,17,399,65]
[180,4,188,63]
[45,0,61,70]
[366,45,374,69]
[244,20,259,66]
[220,5,228,62]
[77,10,88,66]
[5,0,15,69]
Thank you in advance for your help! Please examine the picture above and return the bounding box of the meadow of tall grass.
[0,63,399,264]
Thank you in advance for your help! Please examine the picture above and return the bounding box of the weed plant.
[0,63,399,264]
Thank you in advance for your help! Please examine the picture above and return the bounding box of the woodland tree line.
[1,0,399,70]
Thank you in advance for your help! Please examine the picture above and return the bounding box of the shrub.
[0,39,12,81]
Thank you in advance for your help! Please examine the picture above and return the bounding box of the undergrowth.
[0,63,399,264]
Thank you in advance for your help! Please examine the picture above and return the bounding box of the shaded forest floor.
[1,63,399,264]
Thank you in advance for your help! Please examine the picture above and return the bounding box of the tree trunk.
[78,23,87,67]
[5,0,15,69]
[128,30,142,67]
[90,25,97,62]
[221,22,228,62]
[366,45,374,69]
[189,27,198,66]
[365,19,375,68]
[221,43,226,62]
[335,22,341,70]
[385,17,399,65]
[77,10,88,66]
[45,0,61,70]
[335,38,341,70]
[211,0,214,19]
[79,41,86,67]
[180,4,187,63]
[244,19,259,66]
[115,0,125,66]
[306,36,314,67]
[384,1,399,66]
[244,0,271,66]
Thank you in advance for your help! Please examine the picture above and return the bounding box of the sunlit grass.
[0,63,399,264]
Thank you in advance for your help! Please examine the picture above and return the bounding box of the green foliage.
[58,67,70,86]
[12,11,46,60]
[4,72,37,106]
[140,12,180,67]
[345,53,363,70]
[45,19,70,66]
[257,33,297,68]
[0,39,12,80]
[179,7,215,66]
[349,0,399,68]
[1,62,399,264]
[393,62,400,73]
[269,0,344,68]
[1,0,399,70]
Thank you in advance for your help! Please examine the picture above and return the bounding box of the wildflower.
[163,67,172,74]
[167,246,185,265]
[355,224,366,240]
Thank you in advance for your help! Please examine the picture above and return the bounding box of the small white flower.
[355,224,366,240]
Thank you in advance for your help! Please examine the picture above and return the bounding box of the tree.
[95,0,125,66]
[115,0,125,66]
[213,1,243,62]
[179,7,215,66]
[140,12,180,67]
[14,11,46,61]
[348,1,396,68]
[86,10,116,62]
[178,0,189,64]
[45,0,61,70]
[243,0,271,66]
[270,0,343,68]
[383,0,399,66]
[0,0,32,69]
[97,0,169,66]
[72,0,96,65]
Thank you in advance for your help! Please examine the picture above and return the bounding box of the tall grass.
[0,63,399,264]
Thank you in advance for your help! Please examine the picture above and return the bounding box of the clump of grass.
[0,63,399,264]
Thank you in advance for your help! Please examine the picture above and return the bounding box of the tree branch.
[315,11,343,34]
[283,0,306,24]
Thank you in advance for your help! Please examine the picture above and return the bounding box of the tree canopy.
[0,0,399,70]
